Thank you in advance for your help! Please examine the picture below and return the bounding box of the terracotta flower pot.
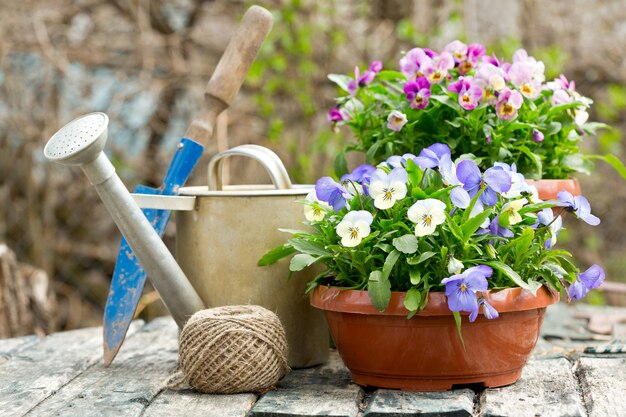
[526,178,581,201]
[311,285,559,391]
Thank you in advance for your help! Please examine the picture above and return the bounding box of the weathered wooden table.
[1,303,625,417]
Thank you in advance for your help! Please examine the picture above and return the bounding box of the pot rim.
[178,184,313,197]
[311,285,559,317]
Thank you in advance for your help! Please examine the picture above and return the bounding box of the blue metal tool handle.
[103,138,204,363]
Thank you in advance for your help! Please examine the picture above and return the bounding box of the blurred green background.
[1,0,625,336]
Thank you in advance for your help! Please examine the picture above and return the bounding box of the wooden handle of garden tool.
[185,5,274,145]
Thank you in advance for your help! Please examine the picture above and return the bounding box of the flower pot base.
[312,286,559,392]
[350,368,523,391]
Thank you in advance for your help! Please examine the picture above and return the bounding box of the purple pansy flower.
[327,108,346,123]
[347,61,382,96]
[448,77,483,110]
[439,154,471,209]
[557,191,600,226]
[315,177,352,211]
[341,164,376,195]
[567,265,605,301]
[532,129,544,143]
[414,143,451,169]
[471,298,499,321]
[488,215,514,238]
[442,265,493,322]
[386,153,417,169]
[537,208,562,248]
[495,87,524,120]
[456,160,512,206]
[404,77,431,109]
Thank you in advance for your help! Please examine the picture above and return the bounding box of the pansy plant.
[328,40,626,181]
[260,143,605,324]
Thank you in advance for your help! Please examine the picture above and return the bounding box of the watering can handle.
[208,144,293,190]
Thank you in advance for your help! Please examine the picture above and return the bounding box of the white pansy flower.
[447,257,464,275]
[368,168,408,210]
[407,199,447,237]
[387,110,408,132]
[336,210,373,247]
[303,191,332,222]
[501,198,528,225]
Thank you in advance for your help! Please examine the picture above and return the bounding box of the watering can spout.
[44,112,206,329]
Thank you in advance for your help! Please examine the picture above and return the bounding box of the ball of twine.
[178,305,289,394]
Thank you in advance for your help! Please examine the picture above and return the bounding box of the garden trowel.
[103,5,274,367]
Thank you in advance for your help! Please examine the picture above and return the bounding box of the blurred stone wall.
[1,0,625,330]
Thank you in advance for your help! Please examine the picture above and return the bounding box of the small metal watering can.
[133,144,329,368]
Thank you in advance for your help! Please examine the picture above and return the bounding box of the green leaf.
[545,121,562,136]
[382,250,401,280]
[514,228,534,260]
[415,251,436,265]
[588,154,626,180]
[376,70,404,81]
[258,244,297,266]
[289,253,317,271]
[461,207,493,241]
[393,234,418,254]
[368,271,391,311]
[409,269,421,285]
[327,73,352,93]
[290,238,330,257]
[430,94,462,111]
[517,145,543,175]
[404,288,420,312]
[406,158,423,190]
[563,153,594,175]
[365,141,383,163]
[446,212,464,242]
[334,152,348,177]
[485,261,542,295]
[452,311,465,350]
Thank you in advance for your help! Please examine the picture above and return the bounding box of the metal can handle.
[208,144,293,190]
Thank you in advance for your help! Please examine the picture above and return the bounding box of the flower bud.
[532,129,544,143]
[447,257,464,274]
[486,244,497,259]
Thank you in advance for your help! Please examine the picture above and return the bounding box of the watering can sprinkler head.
[44,112,109,166]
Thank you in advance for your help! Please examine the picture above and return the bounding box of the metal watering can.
[135,144,329,368]
[44,116,328,368]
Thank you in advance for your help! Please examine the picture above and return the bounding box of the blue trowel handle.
[161,138,204,195]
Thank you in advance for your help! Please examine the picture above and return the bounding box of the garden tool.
[44,112,205,329]
[102,5,274,366]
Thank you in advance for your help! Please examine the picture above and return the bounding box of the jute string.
[178,305,289,394]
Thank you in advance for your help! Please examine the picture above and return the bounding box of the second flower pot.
[311,285,559,391]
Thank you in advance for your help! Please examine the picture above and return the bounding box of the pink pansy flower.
[496,88,523,119]
[347,61,383,96]
[448,77,483,110]
[444,40,468,63]
[399,48,433,80]
[404,76,431,109]
[422,52,454,84]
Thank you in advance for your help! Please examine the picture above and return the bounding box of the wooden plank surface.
[0,334,39,364]
[249,351,362,417]
[480,358,586,417]
[26,318,176,417]
[143,389,257,417]
[363,389,475,417]
[0,325,104,415]
[577,357,626,417]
